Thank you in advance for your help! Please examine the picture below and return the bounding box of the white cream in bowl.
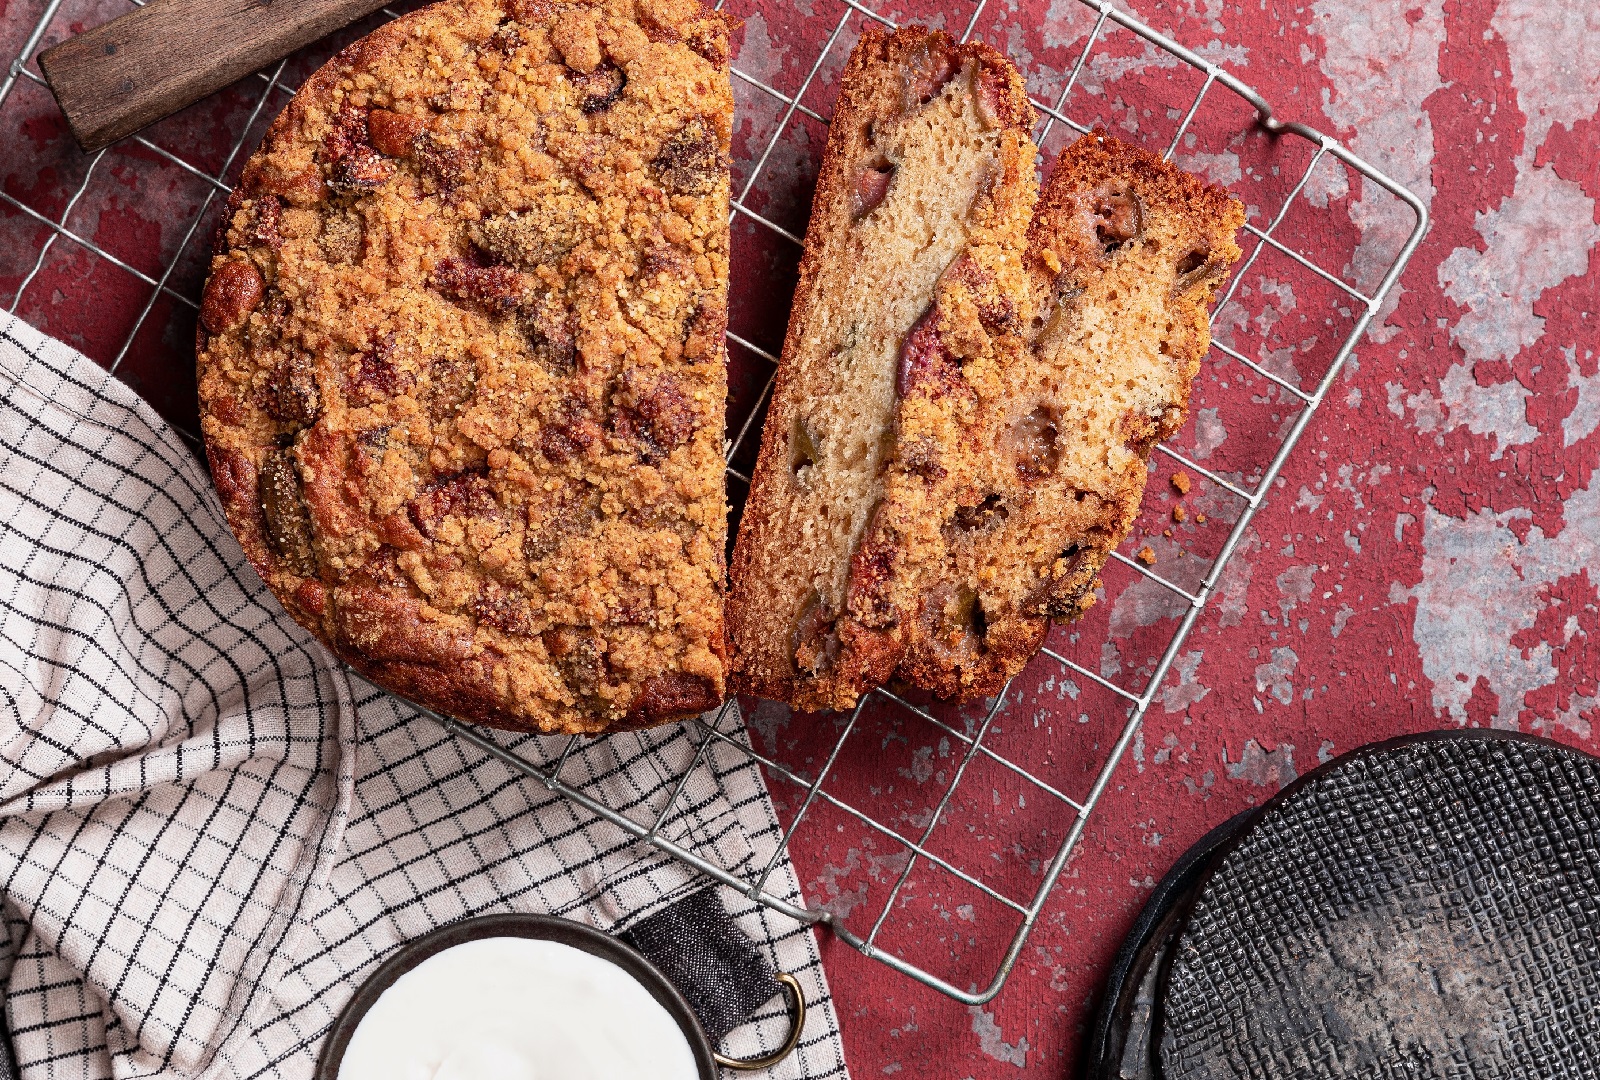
[336,936,700,1080]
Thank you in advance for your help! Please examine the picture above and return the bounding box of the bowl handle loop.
[711,972,806,1071]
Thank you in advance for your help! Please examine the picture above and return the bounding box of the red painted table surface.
[4,0,1598,1076]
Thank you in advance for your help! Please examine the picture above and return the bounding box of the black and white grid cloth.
[0,312,848,1080]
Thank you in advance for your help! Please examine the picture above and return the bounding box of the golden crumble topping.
[197,0,734,733]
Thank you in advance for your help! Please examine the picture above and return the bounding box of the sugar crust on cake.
[197,0,735,734]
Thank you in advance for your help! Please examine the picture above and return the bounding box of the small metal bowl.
[314,912,804,1080]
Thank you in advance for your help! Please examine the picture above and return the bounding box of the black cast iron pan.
[1090,729,1600,1080]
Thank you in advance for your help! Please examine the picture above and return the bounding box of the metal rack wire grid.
[1,0,1427,1004]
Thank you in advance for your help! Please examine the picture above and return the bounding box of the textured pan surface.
[1161,731,1600,1080]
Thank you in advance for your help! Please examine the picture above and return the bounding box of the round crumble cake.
[196,0,734,734]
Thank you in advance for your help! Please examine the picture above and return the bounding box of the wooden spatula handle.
[39,0,394,153]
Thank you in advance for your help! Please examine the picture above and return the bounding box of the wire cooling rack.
[2,0,1426,1004]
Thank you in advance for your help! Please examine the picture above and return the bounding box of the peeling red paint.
[2,0,1598,1074]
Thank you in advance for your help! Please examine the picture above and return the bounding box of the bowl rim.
[313,911,718,1080]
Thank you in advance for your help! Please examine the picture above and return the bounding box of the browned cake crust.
[895,133,1246,700]
[196,0,736,734]
[727,25,1243,711]
[727,25,1040,712]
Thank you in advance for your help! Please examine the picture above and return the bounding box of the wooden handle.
[38,0,394,153]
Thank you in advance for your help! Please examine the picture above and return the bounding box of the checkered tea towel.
[0,313,848,1080]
